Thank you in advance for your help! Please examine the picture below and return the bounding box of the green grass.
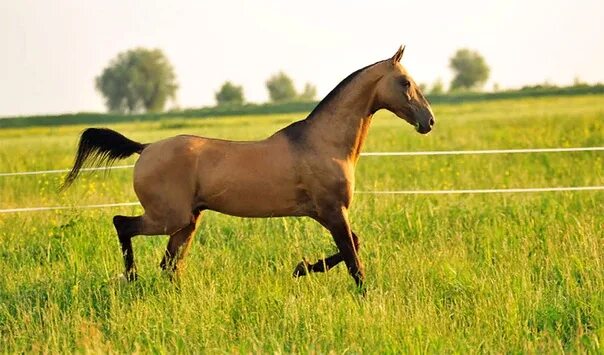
[0,95,603,352]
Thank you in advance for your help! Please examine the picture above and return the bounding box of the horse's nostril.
[429,118,435,127]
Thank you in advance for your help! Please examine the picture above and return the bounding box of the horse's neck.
[308,71,379,162]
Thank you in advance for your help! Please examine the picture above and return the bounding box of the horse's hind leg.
[160,211,202,276]
[113,213,176,281]
[113,215,143,281]
[293,231,360,277]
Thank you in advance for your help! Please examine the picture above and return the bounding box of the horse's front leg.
[293,231,360,277]
[322,209,364,288]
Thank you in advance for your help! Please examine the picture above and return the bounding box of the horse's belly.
[203,181,306,217]
[194,136,310,217]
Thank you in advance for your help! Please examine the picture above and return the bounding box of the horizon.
[1,0,603,117]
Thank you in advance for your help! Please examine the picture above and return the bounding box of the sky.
[1,0,603,117]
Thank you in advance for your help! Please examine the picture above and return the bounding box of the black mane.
[279,60,381,145]
[306,61,380,119]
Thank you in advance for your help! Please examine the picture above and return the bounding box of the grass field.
[0,95,603,352]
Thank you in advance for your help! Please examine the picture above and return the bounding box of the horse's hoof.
[124,271,138,282]
[292,260,310,277]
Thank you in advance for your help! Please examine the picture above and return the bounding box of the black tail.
[61,128,147,190]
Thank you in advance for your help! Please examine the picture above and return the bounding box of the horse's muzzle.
[416,116,435,134]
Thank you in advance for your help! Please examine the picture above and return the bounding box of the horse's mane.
[306,60,381,119]
[278,60,382,143]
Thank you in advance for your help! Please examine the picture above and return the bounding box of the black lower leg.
[310,253,343,272]
[332,233,365,289]
[293,253,343,277]
[293,231,361,278]
[113,215,140,281]
[160,250,174,271]
[119,236,137,281]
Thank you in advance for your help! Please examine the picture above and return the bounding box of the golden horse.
[64,46,435,289]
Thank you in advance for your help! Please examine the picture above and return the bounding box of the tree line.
[215,72,317,107]
[96,47,490,114]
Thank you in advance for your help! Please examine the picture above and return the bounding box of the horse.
[63,46,435,290]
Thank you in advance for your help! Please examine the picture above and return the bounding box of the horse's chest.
[302,161,355,207]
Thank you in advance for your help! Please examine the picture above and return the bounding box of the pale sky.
[1,0,603,117]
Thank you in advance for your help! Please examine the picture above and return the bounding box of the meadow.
[0,95,602,352]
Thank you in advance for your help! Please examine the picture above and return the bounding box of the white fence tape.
[355,186,604,195]
[361,146,604,156]
[0,202,140,213]
[1,186,603,214]
[1,147,602,177]
[0,165,135,177]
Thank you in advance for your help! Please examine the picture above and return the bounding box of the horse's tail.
[61,128,147,190]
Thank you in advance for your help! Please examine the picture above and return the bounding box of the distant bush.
[215,81,245,106]
[430,79,446,95]
[266,72,317,102]
[266,72,297,102]
[299,83,317,101]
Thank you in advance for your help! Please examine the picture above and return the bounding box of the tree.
[95,48,178,113]
[299,82,317,101]
[266,72,297,102]
[215,81,244,106]
[449,48,490,91]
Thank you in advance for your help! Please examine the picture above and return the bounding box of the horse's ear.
[391,45,405,64]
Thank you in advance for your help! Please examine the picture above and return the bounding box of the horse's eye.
[401,79,410,88]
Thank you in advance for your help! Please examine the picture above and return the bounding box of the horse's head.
[373,46,435,134]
